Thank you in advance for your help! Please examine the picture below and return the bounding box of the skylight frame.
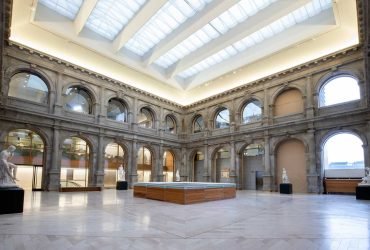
[154,0,278,69]
[39,0,83,20]
[124,0,213,57]
[85,0,147,41]
[178,0,333,80]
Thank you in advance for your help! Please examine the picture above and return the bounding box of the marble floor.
[0,190,369,250]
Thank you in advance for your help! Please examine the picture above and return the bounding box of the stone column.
[235,152,241,189]
[49,125,61,191]
[129,138,138,187]
[180,146,187,181]
[42,145,52,191]
[263,88,270,125]
[131,97,138,131]
[263,134,273,191]
[305,76,314,118]
[307,129,319,193]
[363,144,369,170]
[54,72,64,115]
[98,87,106,124]
[229,140,236,184]
[203,142,210,182]
[49,90,56,113]
[95,132,105,187]
[156,143,164,182]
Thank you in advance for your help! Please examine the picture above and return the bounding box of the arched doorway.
[193,151,204,182]
[104,142,125,188]
[322,133,364,178]
[241,144,264,190]
[213,148,230,182]
[163,151,175,182]
[276,139,307,193]
[137,146,152,182]
[5,129,44,190]
[60,137,90,188]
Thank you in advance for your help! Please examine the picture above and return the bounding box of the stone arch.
[210,106,231,129]
[163,113,178,134]
[271,86,305,117]
[137,105,158,129]
[315,69,363,91]
[315,71,362,108]
[210,144,231,182]
[188,148,204,182]
[62,82,98,105]
[237,96,264,124]
[105,95,131,112]
[5,64,56,93]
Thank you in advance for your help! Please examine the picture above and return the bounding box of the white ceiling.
[10,0,359,105]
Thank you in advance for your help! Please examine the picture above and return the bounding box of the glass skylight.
[39,0,83,20]
[124,0,213,56]
[178,0,332,79]
[85,0,147,40]
[154,0,277,69]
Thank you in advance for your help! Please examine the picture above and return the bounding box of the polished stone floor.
[0,190,369,250]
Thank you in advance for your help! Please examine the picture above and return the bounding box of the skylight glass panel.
[124,0,213,56]
[178,0,332,80]
[39,0,83,20]
[85,0,147,40]
[154,0,277,69]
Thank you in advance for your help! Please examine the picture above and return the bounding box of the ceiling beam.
[74,0,98,35]
[30,0,39,22]
[145,0,239,66]
[113,0,167,52]
[170,0,311,78]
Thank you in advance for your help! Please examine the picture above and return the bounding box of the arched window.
[138,107,154,128]
[8,72,48,104]
[215,108,229,129]
[107,98,127,122]
[242,100,262,124]
[193,115,204,133]
[5,129,44,190]
[104,143,125,187]
[164,115,176,134]
[137,146,152,182]
[323,133,364,172]
[61,137,90,188]
[243,144,264,156]
[319,75,360,107]
[64,87,92,114]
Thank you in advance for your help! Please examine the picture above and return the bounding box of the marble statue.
[0,145,18,187]
[118,165,125,181]
[359,167,370,185]
[175,169,180,182]
[282,168,289,184]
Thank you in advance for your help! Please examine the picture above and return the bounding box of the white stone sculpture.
[359,167,370,185]
[175,169,180,182]
[0,145,18,187]
[118,165,125,181]
[282,168,289,184]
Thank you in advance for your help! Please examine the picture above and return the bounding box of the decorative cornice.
[7,41,183,109]
[184,45,362,109]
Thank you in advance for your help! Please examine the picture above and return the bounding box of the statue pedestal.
[356,185,370,200]
[280,183,292,194]
[116,181,128,190]
[0,187,24,214]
